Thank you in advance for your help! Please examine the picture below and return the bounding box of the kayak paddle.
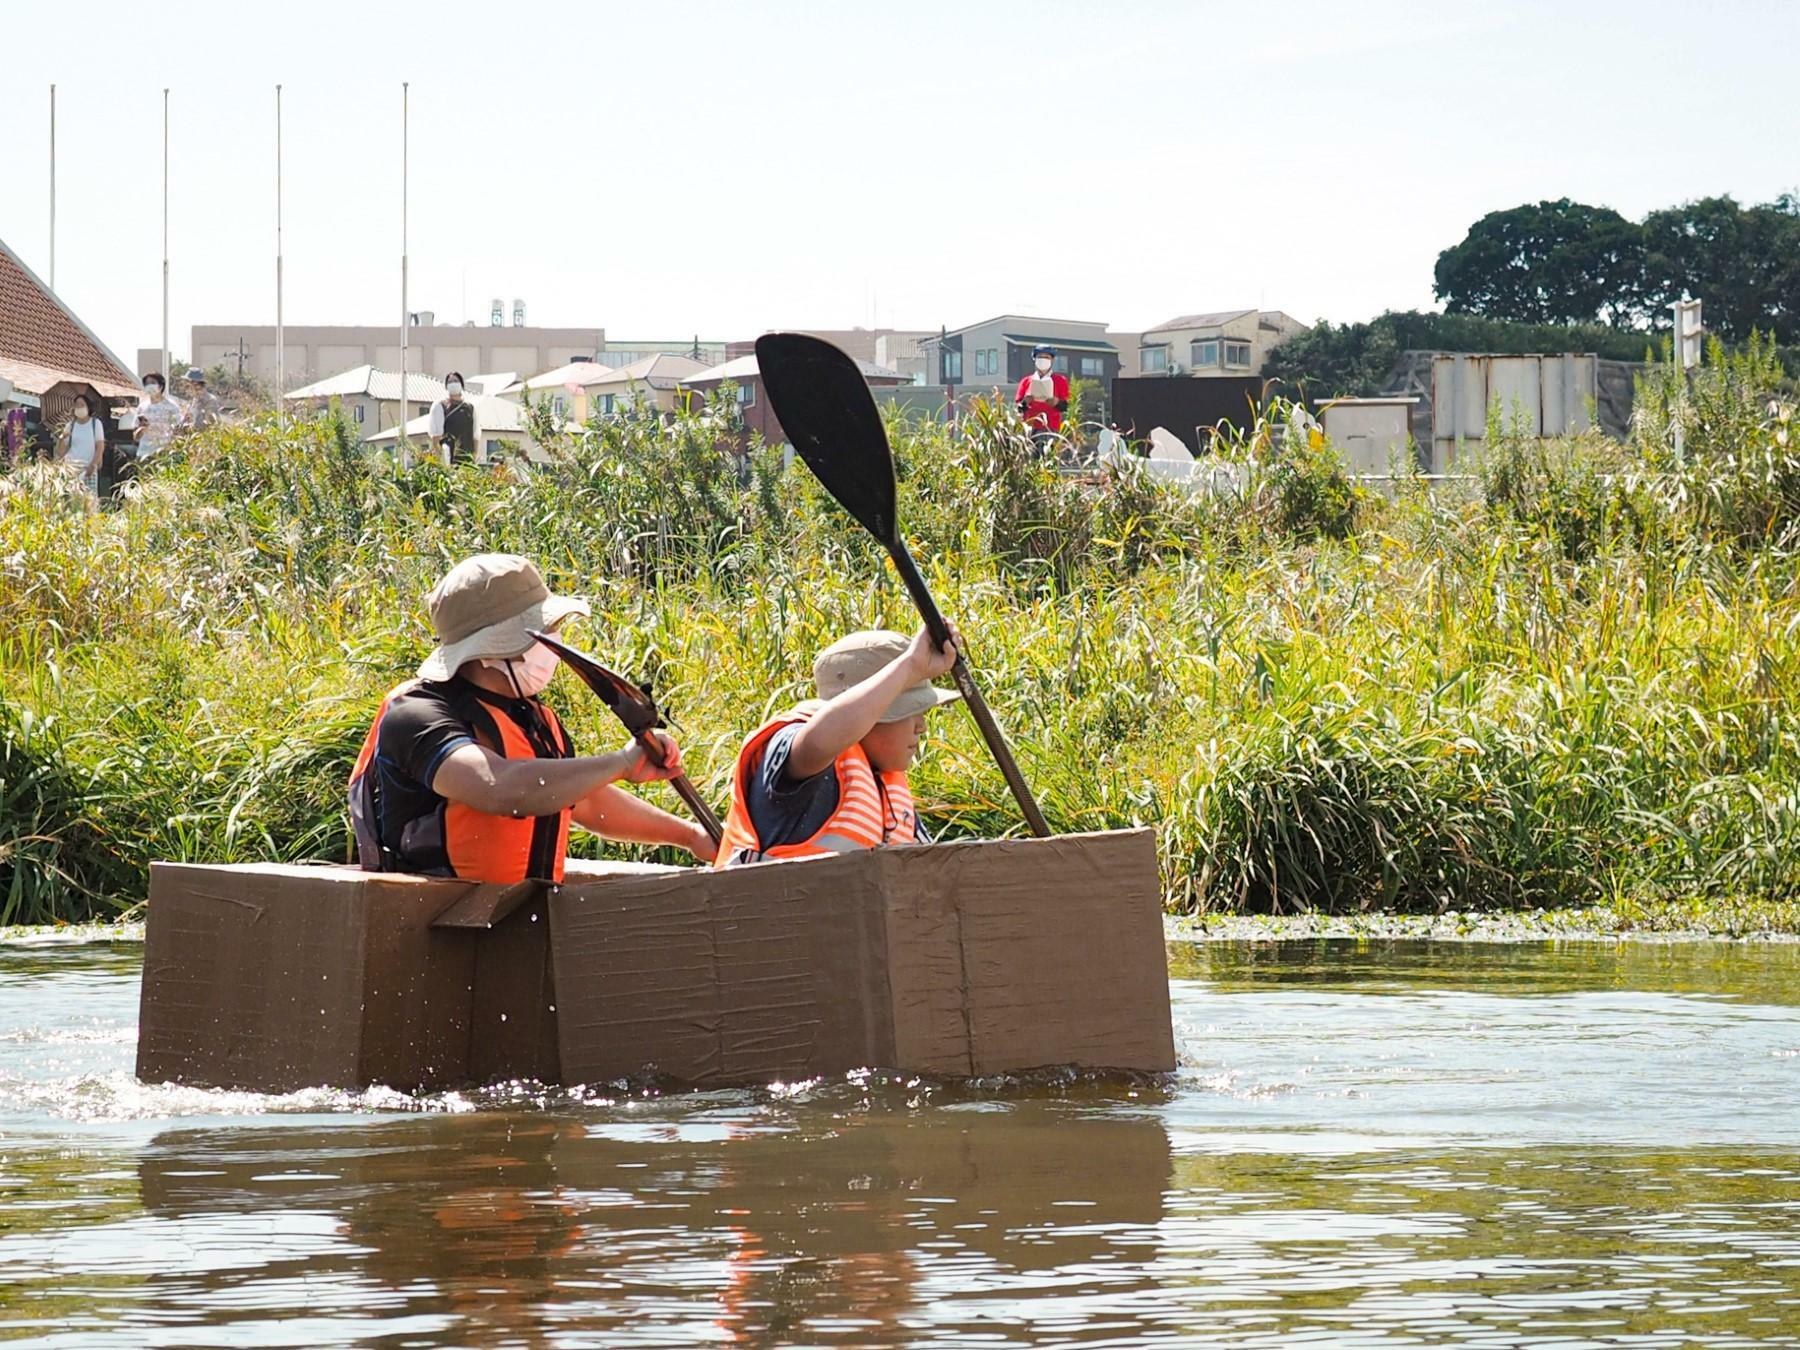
[527,629,723,845]
[752,332,1050,838]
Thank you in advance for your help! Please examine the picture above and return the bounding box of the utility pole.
[398,81,411,464]
[1671,298,1703,465]
[48,86,55,291]
[161,89,171,384]
[276,84,285,420]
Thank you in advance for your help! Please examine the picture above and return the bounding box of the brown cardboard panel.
[466,892,561,1084]
[429,881,542,930]
[137,863,373,1091]
[357,876,478,1091]
[548,854,896,1087]
[920,830,1177,1075]
[878,851,973,1077]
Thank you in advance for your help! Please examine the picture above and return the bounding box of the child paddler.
[349,553,716,882]
[716,626,962,867]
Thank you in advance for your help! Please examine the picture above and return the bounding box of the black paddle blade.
[527,630,657,737]
[754,332,898,546]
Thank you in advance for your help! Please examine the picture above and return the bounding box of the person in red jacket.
[1015,344,1070,451]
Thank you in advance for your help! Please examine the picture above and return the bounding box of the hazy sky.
[6,0,1796,363]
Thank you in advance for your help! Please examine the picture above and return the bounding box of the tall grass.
[1,361,1795,923]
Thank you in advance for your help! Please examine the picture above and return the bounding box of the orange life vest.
[348,679,574,884]
[715,707,918,868]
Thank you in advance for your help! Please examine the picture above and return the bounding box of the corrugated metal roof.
[583,353,709,389]
[523,360,616,390]
[0,235,138,388]
[284,365,447,402]
[1144,310,1256,335]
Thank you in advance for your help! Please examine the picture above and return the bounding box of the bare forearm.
[573,784,698,849]
[435,750,632,818]
[787,662,918,779]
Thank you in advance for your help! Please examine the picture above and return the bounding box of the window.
[352,404,365,424]
[989,347,1001,374]
[1079,356,1103,377]
[552,395,567,417]
[600,394,616,415]
[941,347,962,381]
[973,348,989,377]
[1140,346,1169,374]
[735,382,756,408]
[1193,339,1220,367]
[1225,341,1252,368]
[1053,355,1069,374]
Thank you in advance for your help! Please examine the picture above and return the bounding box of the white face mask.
[446,381,463,397]
[483,643,559,697]
[1035,357,1053,373]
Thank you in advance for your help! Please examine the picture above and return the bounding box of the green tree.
[1641,195,1800,342]
[1433,198,1648,326]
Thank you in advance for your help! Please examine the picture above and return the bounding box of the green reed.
[0,367,1794,922]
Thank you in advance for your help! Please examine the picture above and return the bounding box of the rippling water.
[3,938,1798,1347]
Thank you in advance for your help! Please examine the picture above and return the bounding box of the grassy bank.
[2,354,1796,923]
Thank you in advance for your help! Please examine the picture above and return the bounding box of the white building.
[283,365,446,437]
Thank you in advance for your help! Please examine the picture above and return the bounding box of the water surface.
[3,938,1797,1347]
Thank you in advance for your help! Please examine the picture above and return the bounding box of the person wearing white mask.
[1015,344,1070,452]
[54,393,105,500]
[428,371,480,465]
[347,553,716,882]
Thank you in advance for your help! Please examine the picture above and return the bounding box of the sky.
[5,0,1796,364]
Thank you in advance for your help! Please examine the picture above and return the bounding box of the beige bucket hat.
[417,554,591,682]
[813,629,962,724]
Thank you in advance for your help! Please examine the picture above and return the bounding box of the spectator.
[132,372,187,461]
[429,372,479,464]
[54,393,104,500]
[184,367,221,431]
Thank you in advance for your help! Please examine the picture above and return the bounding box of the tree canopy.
[1433,196,1800,341]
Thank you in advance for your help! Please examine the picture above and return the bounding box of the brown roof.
[0,236,137,390]
[0,355,139,400]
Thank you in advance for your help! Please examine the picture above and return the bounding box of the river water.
[2,938,1798,1348]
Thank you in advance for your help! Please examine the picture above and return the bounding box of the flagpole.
[161,88,170,383]
[48,85,55,291]
[276,84,284,420]
[399,81,410,464]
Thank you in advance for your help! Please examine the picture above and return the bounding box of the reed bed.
[1,363,1795,923]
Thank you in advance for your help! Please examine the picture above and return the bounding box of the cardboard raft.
[135,828,1176,1093]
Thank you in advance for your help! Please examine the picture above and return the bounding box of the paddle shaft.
[634,732,724,844]
[887,539,1051,838]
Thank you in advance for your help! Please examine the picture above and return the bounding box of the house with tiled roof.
[0,235,139,431]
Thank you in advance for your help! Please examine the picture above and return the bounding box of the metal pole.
[161,89,170,384]
[276,84,284,420]
[399,81,410,464]
[48,85,55,291]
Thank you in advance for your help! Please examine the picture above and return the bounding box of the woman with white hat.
[348,553,715,882]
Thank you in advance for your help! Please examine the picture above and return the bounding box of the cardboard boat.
[135,828,1176,1093]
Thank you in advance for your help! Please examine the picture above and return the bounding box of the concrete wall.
[179,323,608,389]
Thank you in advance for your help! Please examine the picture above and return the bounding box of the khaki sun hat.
[813,629,962,724]
[417,553,590,682]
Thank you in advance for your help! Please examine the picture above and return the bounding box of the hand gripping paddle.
[752,332,1050,838]
[527,629,723,845]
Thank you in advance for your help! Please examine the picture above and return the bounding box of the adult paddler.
[349,553,717,882]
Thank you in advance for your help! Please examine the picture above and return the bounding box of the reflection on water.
[2,938,1799,1346]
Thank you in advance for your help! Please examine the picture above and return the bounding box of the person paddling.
[349,553,716,882]
[715,627,961,867]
